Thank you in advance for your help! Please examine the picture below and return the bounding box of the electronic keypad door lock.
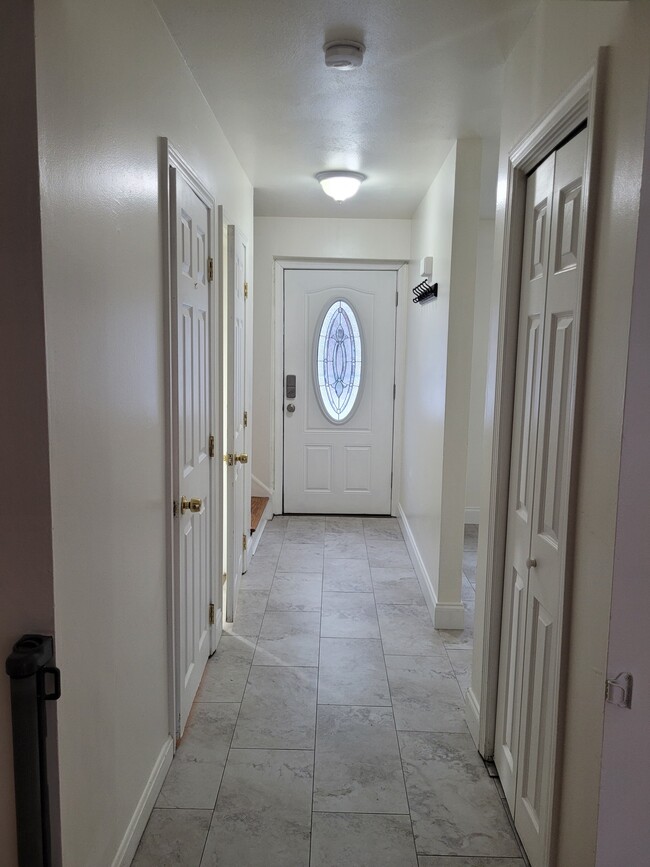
[286,374,296,399]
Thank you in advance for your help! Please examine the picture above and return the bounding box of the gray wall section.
[0,4,59,866]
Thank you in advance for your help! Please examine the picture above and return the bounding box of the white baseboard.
[248,497,274,558]
[465,686,481,749]
[397,505,465,630]
[464,508,480,525]
[210,606,223,654]
[251,475,273,499]
[111,736,173,867]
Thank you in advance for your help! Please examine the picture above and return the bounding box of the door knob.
[526,557,537,569]
[286,403,295,413]
[181,496,203,514]
[235,453,248,464]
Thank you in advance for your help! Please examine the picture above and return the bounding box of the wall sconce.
[316,171,367,202]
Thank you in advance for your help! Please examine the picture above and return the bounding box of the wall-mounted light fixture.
[315,170,367,202]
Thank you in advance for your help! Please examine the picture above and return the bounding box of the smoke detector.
[324,40,365,70]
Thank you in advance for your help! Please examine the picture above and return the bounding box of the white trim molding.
[398,504,465,630]
[465,686,481,746]
[110,737,173,867]
[248,497,274,558]
[251,474,273,500]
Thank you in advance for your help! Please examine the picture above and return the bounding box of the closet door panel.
[515,128,588,865]
[494,152,555,807]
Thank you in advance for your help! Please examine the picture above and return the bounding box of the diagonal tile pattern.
[134,520,527,866]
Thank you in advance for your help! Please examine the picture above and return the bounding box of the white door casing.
[225,225,247,621]
[494,128,588,866]
[283,269,397,514]
[171,167,214,735]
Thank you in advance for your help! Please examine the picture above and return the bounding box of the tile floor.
[133,517,528,867]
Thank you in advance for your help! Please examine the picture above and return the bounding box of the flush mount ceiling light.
[316,170,367,202]
[324,40,366,70]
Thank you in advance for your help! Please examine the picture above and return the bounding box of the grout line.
[309,532,326,867]
[365,527,418,858]
[197,543,275,863]
[311,808,411,817]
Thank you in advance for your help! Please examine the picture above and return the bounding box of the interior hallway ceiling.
[154,0,538,218]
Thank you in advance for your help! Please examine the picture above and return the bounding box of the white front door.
[494,128,588,866]
[225,225,248,621]
[283,268,397,514]
[172,170,213,734]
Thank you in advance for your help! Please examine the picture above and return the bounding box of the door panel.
[226,226,247,621]
[283,269,397,514]
[515,128,588,865]
[173,172,212,734]
[494,152,555,805]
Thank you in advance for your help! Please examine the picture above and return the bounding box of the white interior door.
[283,268,397,514]
[494,128,588,866]
[225,225,247,621]
[172,169,213,734]
[494,152,555,803]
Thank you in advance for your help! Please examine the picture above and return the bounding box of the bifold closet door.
[495,128,588,867]
[494,151,556,806]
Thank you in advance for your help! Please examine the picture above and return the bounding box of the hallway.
[133,518,526,866]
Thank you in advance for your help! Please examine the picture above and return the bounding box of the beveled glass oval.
[314,299,362,423]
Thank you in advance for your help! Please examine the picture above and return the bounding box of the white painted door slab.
[225,225,247,621]
[494,151,555,804]
[283,269,397,514]
[172,170,212,734]
[495,128,588,867]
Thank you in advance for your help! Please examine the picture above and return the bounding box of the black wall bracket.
[412,278,438,303]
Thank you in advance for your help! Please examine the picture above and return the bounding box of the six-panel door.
[283,269,397,514]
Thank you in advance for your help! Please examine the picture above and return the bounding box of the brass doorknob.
[235,453,248,464]
[181,496,203,514]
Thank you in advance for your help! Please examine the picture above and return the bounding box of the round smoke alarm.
[324,40,365,70]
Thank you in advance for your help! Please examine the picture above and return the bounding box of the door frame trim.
[476,52,605,860]
[273,258,408,516]
[161,139,221,742]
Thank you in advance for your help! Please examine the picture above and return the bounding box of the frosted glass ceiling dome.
[316,171,367,202]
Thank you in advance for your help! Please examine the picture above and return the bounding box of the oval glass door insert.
[314,299,362,423]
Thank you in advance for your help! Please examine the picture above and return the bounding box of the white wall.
[399,140,482,627]
[464,220,495,524]
[470,2,650,863]
[34,1,253,864]
[252,216,411,496]
[596,81,650,867]
[0,5,59,865]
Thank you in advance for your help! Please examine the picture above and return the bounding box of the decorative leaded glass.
[315,299,362,422]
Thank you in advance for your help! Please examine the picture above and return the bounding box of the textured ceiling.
[154,0,539,218]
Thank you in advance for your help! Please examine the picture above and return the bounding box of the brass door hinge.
[243,411,248,428]
[173,500,178,517]
[244,281,249,300]
[209,434,215,458]
[209,602,215,626]
[208,257,214,282]
[242,533,247,551]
